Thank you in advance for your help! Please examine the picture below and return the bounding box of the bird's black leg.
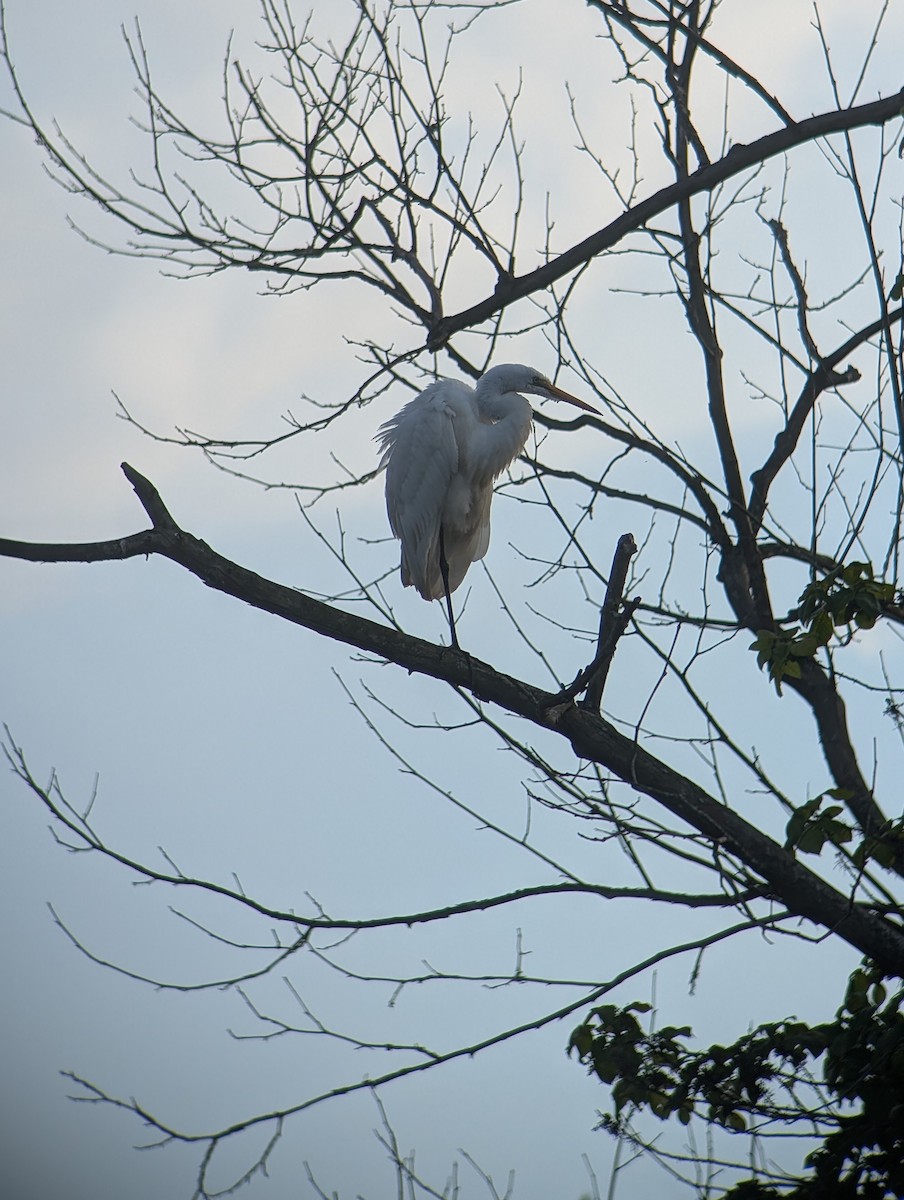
[438,528,460,649]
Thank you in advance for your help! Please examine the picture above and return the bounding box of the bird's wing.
[377,386,464,600]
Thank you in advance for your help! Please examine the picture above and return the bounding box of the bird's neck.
[473,386,533,479]
[475,383,531,423]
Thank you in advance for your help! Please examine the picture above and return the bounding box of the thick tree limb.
[4,463,904,975]
[783,660,889,841]
[426,89,904,349]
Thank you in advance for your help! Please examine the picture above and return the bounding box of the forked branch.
[3,464,904,974]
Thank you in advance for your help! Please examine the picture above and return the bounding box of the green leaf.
[812,611,834,645]
[568,1025,594,1059]
[846,989,868,1013]
[842,562,869,584]
[827,822,853,847]
[796,826,827,854]
[648,1090,671,1117]
[590,1048,619,1084]
[789,634,819,657]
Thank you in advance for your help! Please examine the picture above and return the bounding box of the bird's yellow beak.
[546,383,600,414]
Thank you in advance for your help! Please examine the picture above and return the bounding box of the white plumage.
[376,364,596,618]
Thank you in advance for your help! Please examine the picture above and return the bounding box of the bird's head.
[482,363,599,413]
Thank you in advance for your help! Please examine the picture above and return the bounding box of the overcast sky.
[3,3,903,1198]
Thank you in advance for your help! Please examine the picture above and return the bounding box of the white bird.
[376,363,597,645]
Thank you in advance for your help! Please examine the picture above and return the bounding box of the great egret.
[377,363,598,645]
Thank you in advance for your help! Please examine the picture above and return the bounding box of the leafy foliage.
[796,563,896,635]
[782,798,904,871]
[751,564,895,693]
[853,820,904,872]
[785,791,854,857]
[569,964,904,1197]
